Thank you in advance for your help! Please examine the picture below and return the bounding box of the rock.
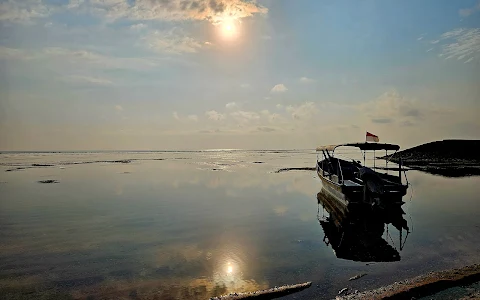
[38,179,59,184]
[338,288,348,295]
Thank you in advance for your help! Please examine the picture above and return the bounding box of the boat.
[317,188,409,262]
[316,141,408,208]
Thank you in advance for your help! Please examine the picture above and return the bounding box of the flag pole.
[364,131,366,165]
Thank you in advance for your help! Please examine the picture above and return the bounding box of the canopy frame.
[316,142,400,153]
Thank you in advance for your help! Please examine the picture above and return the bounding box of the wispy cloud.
[225,102,238,109]
[358,90,425,125]
[172,111,199,122]
[257,126,276,133]
[0,0,50,23]
[2,46,162,70]
[77,0,267,25]
[372,118,393,124]
[285,102,317,120]
[438,28,480,63]
[299,77,315,83]
[270,84,288,93]
[144,29,203,54]
[63,75,114,86]
[230,111,260,124]
[187,115,198,122]
[459,0,480,17]
[205,110,225,121]
[0,46,34,60]
[173,111,180,120]
[130,23,147,30]
[115,105,124,111]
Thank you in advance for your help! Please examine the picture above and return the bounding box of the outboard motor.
[359,167,385,206]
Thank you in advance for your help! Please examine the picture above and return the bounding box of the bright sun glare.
[220,20,237,39]
[226,262,233,274]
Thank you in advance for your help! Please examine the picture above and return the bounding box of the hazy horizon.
[1,0,479,151]
[0,137,478,152]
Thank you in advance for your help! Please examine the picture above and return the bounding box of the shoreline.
[336,264,480,300]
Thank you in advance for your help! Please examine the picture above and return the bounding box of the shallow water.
[0,151,479,299]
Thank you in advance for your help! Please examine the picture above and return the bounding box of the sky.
[0,0,479,150]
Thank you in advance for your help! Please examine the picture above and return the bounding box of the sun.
[220,20,238,39]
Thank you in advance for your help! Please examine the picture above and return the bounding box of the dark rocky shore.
[336,264,480,300]
[383,140,480,177]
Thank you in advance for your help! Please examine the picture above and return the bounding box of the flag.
[366,132,379,142]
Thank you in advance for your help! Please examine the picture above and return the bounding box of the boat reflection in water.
[317,188,410,262]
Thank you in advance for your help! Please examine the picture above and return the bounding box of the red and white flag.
[366,132,379,142]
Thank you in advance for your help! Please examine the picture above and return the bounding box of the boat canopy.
[316,142,400,152]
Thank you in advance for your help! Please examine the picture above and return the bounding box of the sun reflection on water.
[208,239,266,296]
[226,262,233,274]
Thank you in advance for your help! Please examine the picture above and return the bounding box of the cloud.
[270,84,288,93]
[63,75,114,86]
[79,0,267,25]
[130,23,147,30]
[144,29,202,54]
[187,114,198,121]
[299,77,315,83]
[372,118,393,124]
[401,120,414,127]
[0,0,50,23]
[173,112,198,121]
[42,47,160,70]
[459,0,480,17]
[358,90,426,125]
[67,0,84,9]
[285,102,317,120]
[240,83,250,88]
[437,28,480,63]
[0,46,34,60]
[256,126,276,132]
[115,105,123,111]
[230,111,260,124]
[205,110,225,121]
[225,102,238,109]
[417,36,424,41]
[426,47,434,52]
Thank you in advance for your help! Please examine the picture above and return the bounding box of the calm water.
[0,151,479,299]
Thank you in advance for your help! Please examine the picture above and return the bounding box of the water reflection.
[317,188,410,262]
[1,151,479,299]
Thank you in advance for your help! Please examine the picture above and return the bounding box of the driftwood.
[275,167,316,173]
[348,273,367,281]
[209,281,312,300]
